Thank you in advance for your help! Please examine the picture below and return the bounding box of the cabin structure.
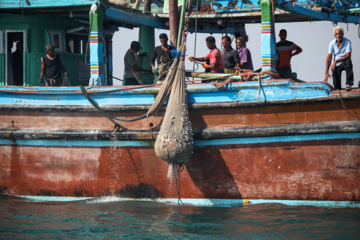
[0,0,359,86]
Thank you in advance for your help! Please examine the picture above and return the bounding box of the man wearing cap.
[124,41,151,85]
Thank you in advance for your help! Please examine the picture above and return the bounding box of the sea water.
[1,195,360,239]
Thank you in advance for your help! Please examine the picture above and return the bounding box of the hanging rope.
[337,89,360,120]
[80,85,147,122]
[176,163,185,205]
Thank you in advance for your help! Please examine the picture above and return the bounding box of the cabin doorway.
[5,31,25,86]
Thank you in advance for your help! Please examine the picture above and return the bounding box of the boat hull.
[0,81,359,202]
[0,135,359,201]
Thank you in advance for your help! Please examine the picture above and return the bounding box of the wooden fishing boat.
[0,0,359,207]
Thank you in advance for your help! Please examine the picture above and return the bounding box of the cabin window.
[66,34,88,55]
[49,31,64,52]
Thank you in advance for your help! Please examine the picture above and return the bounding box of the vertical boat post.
[169,0,180,47]
[106,35,113,86]
[88,3,105,86]
[260,0,276,72]
[139,0,155,84]
[177,0,187,49]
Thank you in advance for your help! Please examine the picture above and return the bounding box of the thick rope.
[80,85,147,122]
[176,163,185,205]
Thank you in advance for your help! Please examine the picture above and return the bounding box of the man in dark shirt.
[149,33,175,78]
[221,36,239,74]
[39,44,67,86]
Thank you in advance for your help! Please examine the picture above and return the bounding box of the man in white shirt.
[324,26,354,91]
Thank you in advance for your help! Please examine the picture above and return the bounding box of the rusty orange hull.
[0,137,359,201]
[0,82,359,202]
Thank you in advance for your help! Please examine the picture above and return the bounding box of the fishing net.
[146,55,180,117]
[154,45,194,167]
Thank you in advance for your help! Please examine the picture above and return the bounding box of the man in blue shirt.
[324,26,354,91]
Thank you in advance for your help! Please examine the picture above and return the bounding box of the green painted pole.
[260,0,276,71]
[177,0,187,49]
[139,26,155,84]
[139,0,154,84]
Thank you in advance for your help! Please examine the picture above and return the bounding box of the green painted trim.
[177,0,187,49]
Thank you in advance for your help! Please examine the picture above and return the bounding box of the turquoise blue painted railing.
[0,0,96,8]
[0,80,331,106]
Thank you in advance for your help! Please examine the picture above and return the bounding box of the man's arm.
[149,48,157,68]
[131,55,152,74]
[189,56,206,62]
[331,52,351,71]
[39,57,45,83]
[291,46,302,58]
[324,53,332,82]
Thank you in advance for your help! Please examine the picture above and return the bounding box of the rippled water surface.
[1,195,360,239]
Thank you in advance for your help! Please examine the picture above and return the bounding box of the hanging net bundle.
[154,45,194,172]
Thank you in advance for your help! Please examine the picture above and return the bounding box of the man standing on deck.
[124,41,152,85]
[276,29,302,79]
[39,44,67,86]
[149,33,175,78]
[324,26,354,91]
[189,36,225,74]
[221,36,239,74]
[236,36,254,71]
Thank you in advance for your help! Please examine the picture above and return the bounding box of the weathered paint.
[278,2,360,23]
[105,7,165,29]
[0,80,334,106]
[0,132,359,147]
[0,137,359,201]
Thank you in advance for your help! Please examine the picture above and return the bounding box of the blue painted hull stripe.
[195,132,360,146]
[16,195,360,208]
[0,133,359,147]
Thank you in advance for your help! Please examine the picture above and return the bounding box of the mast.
[169,0,179,47]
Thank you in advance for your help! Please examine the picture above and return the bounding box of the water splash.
[107,133,122,195]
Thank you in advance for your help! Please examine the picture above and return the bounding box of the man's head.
[221,36,232,50]
[236,37,245,49]
[333,26,344,42]
[45,44,55,57]
[206,36,216,50]
[279,29,287,41]
[130,41,142,53]
[159,33,168,46]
